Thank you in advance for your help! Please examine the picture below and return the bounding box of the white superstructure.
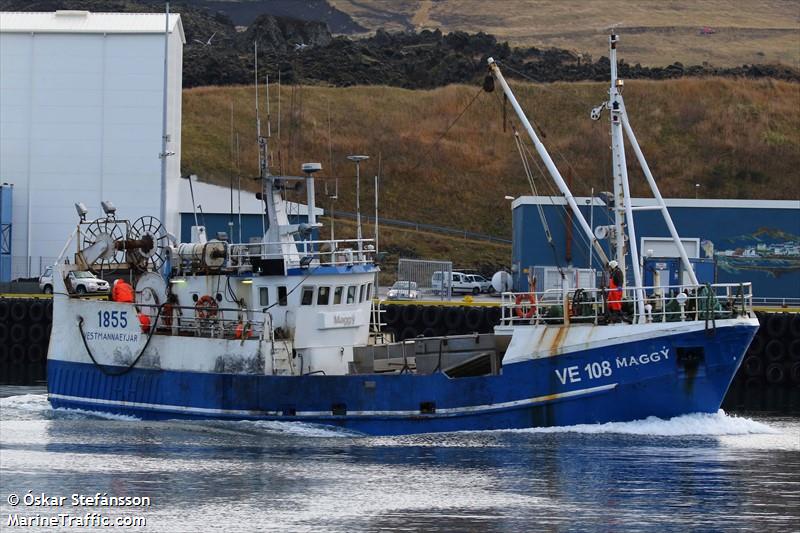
[0,11,185,277]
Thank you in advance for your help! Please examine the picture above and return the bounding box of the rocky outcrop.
[2,0,797,87]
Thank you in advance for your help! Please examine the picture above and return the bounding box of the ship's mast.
[604,34,699,294]
[608,34,646,319]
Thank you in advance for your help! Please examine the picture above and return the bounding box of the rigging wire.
[412,86,485,170]
[512,127,565,279]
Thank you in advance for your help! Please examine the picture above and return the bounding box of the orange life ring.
[195,295,218,320]
[515,293,537,319]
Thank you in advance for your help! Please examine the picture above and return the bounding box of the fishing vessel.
[46,35,758,435]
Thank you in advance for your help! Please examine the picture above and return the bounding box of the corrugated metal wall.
[512,198,800,299]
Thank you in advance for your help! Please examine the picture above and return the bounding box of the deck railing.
[227,238,376,269]
[500,282,754,326]
[136,303,271,340]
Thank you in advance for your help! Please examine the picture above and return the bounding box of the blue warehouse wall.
[180,213,311,245]
[512,199,800,299]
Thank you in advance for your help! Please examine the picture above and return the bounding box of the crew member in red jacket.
[111,279,134,303]
[607,260,623,315]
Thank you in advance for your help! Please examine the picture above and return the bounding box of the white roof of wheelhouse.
[0,11,186,42]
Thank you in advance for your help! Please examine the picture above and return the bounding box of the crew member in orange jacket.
[607,260,623,315]
[111,279,134,303]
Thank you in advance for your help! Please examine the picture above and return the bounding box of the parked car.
[465,274,493,293]
[432,271,484,295]
[387,281,420,300]
[40,268,110,295]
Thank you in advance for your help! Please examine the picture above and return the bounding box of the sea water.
[1,385,798,532]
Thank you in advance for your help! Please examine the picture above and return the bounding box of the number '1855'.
[98,310,128,328]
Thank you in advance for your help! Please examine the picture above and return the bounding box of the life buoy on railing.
[195,295,218,320]
[515,293,537,319]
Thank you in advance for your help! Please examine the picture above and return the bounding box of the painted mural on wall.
[705,228,800,277]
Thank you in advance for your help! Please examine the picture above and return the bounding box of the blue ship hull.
[47,323,756,435]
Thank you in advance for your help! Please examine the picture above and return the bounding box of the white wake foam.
[514,410,779,436]
[241,419,360,438]
[0,393,139,421]
[0,393,50,419]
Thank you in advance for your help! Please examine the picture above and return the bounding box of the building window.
[278,286,288,306]
[301,287,314,306]
[259,287,269,307]
[333,286,343,305]
[318,286,330,305]
[347,286,356,304]
[359,284,366,303]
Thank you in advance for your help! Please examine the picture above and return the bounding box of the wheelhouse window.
[301,287,314,306]
[259,287,269,307]
[359,284,366,303]
[278,286,288,306]
[347,286,356,304]
[365,283,372,300]
[334,286,344,305]
[317,286,330,305]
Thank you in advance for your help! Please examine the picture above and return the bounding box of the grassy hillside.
[183,78,800,244]
[330,0,800,68]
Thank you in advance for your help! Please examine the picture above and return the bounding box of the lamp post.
[347,155,369,259]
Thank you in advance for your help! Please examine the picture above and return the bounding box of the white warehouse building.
[0,10,184,279]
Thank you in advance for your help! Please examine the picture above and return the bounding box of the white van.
[432,271,482,295]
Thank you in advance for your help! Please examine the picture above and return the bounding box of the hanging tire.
[402,305,421,326]
[27,344,45,364]
[45,301,53,321]
[383,305,401,328]
[0,323,7,344]
[791,314,800,339]
[422,306,443,328]
[0,300,8,322]
[10,301,27,322]
[10,323,27,344]
[748,335,765,357]
[486,306,502,326]
[0,344,7,363]
[766,313,789,338]
[791,362,800,384]
[744,376,764,390]
[765,362,786,384]
[743,356,763,377]
[399,325,418,341]
[444,306,464,331]
[29,300,45,322]
[790,339,800,362]
[421,327,438,338]
[10,344,26,364]
[765,339,786,362]
[28,323,45,344]
[464,307,483,331]
[9,362,25,385]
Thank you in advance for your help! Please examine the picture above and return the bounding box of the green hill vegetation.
[183,77,800,244]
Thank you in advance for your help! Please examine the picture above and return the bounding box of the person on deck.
[607,260,623,319]
[111,279,134,303]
